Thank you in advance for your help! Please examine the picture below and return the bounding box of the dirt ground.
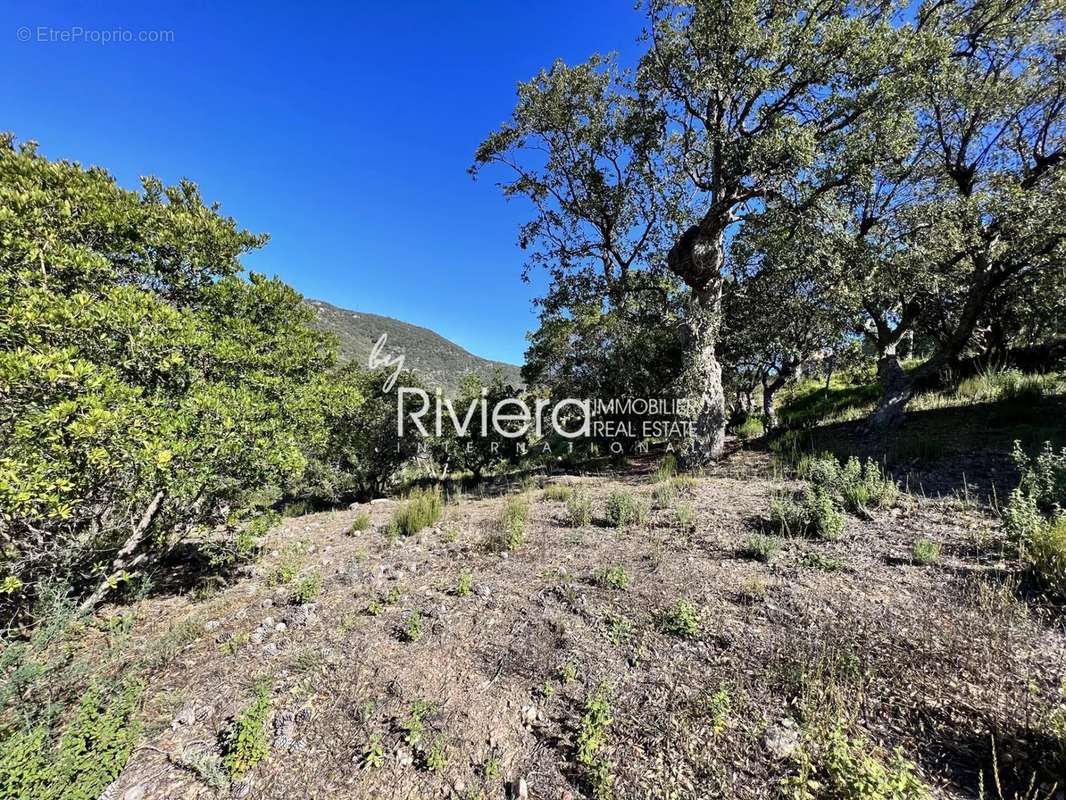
[103,447,1065,800]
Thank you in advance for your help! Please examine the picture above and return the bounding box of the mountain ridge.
[306,299,523,394]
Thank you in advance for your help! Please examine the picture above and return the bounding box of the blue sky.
[1,1,645,365]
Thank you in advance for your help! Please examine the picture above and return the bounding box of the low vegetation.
[388,487,444,538]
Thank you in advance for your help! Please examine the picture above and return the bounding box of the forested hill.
[306,299,523,394]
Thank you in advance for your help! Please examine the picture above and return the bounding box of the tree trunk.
[762,376,779,430]
[870,351,914,429]
[668,223,728,465]
[78,489,165,614]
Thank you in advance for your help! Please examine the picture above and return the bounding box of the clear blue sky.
[1,1,645,365]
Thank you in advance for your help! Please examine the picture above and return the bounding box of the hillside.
[307,299,522,394]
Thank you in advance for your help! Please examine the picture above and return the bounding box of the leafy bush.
[820,725,929,800]
[289,572,322,605]
[605,490,648,529]
[455,570,473,597]
[741,534,782,562]
[596,566,630,590]
[221,683,271,779]
[567,491,594,527]
[389,486,443,537]
[769,487,845,540]
[1022,514,1066,597]
[660,599,701,639]
[911,538,941,566]
[0,679,143,800]
[807,455,898,514]
[1012,440,1066,512]
[576,683,613,800]
[655,454,678,482]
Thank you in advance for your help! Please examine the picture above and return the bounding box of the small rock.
[452,779,466,795]
[763,718,800,760]
[261,598,274,608]
[204,620,221,632]
[262,616,275,628]
[516,778,529,799]
[474,584,492,599]
[250,628,266,645]
[122,784,146,800]
[231,779,252,799]
[262,642,279,657]
[395,746,414,767]
[171,704,196,729]
[274,622,287,632]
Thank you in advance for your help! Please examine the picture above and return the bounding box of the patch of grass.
[489,494,530,551]
[670,474,698,494]
[389,486,444,537]
[365,586,401,616]
[605,614,633,645]
[697,684,732,735]
[652,481,676,509]
[659,598,701,639]
[738,577,769,604]
[799,552,844,572]
[576,683,613,800]
[219,631,250,656]
[567,490,594,527]
[455,570,473,597]
[544,483,573,502]
[911,538,941,566]
[289,572,322,605]
[674,501,696,531]
[655,454,678,482]
[348,512,371,534]
[605,490,648,529]
[595,566,630,590]
[740,534,781,562]
[221,682,271,780]
[734,416,765,440]
[1022,514,1066,597]
[561,662,579,684]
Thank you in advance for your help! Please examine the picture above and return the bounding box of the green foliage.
[0,136,345,615]
[348,512,371,534]
[652,480,676,509]
[389,486,443,537]
[544,483,573,502]
[660,598,701,639]
[362,734,385,770]
[221,683,271,779]
[819,726,929,800]
[741,534,782,563]
[266,541,307,586]
[489,494,529,551]
[425,738,448,772]
[734,416,765,441]
[595,566,630,590]
[769,486,844,540]
[0,679,143,800]
[576,683,613,800]
[401,611,424,642]
[1021,514,1066,598]
[289,572,322,605]
[655,455,678,482]
[402,700,437,748]
[911,538,941,566]
[808,455,899,514]
[567,490,594,527]
[455,570,473,597]
[674,501,696,531]
[1003,441,1066,596]
[605,490,648,529]
[1012,440,1066,513]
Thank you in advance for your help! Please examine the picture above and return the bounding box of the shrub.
[660,599,701,639]
[493,495,530,550]
[389,486,443,537]
[734,416,765,441]
[670,474,698,494]
[653,481,676,509]
[769,491,808,536]
[576,683,613,800]
[596,566,630,590]
[221,683,271,779]
[805,485,846,540]
[741,534,781,562]
[1022,514,1066,597]
[567,491,594,527]
[544,483,573,502]
[289,572,322,605]
[348,512,371,534]
[455,570,473,597]
[0,679,143,800]
[911,538,941,566]
[1012,440,1066,512]
[401,611,423,642]
[808,454,899,514]
[605,490,648,529]
[820,725,929,800]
